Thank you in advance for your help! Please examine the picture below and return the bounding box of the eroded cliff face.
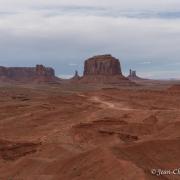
[83,54,122,76]
[80,55,133,85]
[0,65,56,83]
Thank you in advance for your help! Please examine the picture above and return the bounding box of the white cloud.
[139,70,180,79]
[0,0,180,78]
[140,61,152,65]
[1,0,180,11]
[69,63,78,66]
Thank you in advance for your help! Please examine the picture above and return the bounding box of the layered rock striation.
[80,54,133,84]
[83,54,122,76]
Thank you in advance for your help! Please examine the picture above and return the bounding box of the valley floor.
[0,83,180,180]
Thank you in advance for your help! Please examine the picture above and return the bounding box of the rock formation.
[128,69,142,81]
[0,65,57,83]
[129,69,137,78]
[70,70,81,82]
[80,54,133,85]
[35,65,55,77]
[83,54,122,76]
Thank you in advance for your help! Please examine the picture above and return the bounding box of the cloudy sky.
[0,0,180,79]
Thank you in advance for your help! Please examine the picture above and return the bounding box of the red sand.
[0,84,180,180]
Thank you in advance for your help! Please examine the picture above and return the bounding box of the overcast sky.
[0,0,180,79]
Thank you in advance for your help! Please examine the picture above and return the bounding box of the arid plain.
[0,81,180,180]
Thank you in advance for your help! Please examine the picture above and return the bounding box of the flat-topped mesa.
[0,65,57,83]
[84,54,122,76]
[80,54,134,85]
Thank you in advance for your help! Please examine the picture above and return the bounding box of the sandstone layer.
[80,54,133,85]
[83,54,122,76]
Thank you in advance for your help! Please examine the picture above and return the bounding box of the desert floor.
[0,83,180,180]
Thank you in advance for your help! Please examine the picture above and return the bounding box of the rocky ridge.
[0,65,57,83]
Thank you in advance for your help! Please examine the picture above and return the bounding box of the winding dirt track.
[90,96,136,110]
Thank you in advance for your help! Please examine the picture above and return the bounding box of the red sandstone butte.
[80,54,133,85]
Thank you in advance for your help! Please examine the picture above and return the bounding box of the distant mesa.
[0,54,139,85]
[0,65,58,83]
[80,54,134,85]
